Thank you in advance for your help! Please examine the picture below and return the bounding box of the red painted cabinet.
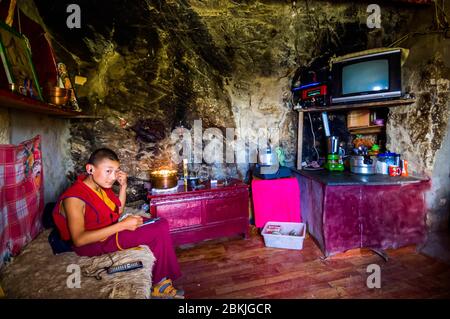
[360,184,428,249]
[323,185,362,254]
[155,200,203,230]
[148,180,249,246]
[204,192,248,223]
[294,169,430,257]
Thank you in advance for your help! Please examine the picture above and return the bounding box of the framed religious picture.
[0,21,43,101]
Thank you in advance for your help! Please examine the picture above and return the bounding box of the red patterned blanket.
[0,135,44,268]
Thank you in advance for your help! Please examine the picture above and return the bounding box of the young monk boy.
[52,148,183,298]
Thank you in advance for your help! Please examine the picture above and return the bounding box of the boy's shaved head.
[87,148,119,166]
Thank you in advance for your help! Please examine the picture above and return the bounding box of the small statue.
[57,62,81,112]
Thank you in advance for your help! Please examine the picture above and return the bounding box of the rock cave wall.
[13,0,447,229]
[32,0,415,201]
[386,6,450,231]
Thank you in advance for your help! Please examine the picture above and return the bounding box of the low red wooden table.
[147,179,249,246]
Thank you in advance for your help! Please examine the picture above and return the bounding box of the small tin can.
[389,165,401,176]
[401,159,408,177]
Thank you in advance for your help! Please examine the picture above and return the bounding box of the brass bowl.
[45,86,71,97]
[48,95,71,106]
[150,169,178,189]
[44,87,71,106]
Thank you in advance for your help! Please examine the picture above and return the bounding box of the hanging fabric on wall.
[0,135,44,269]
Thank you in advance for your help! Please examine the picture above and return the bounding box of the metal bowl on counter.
[349,155,377,175]
[150,169,179,189]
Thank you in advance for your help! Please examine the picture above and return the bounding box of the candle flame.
[151,168,177,177]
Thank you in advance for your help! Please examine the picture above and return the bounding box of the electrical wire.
[388,0,450,47]
[308,112,320,161]
[435,0,449,28]
[388,29,449,47]
[82,254,115,280]
[435,0,442,29]
[17,3,21,34]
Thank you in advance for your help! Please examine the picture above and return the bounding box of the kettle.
[258,144,278,166]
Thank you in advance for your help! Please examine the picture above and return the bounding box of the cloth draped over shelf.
[251,177,302,228]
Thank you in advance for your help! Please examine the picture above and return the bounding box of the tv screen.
[342,59,389,95]
[331,49,402,104]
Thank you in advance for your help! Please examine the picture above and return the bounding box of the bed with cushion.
[0,229,155,299]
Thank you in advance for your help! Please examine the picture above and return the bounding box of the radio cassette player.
[291,66,331,109]
[293,82,330,109]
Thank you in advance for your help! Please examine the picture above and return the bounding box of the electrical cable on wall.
[389,0,450,47]
[308,112,320,162]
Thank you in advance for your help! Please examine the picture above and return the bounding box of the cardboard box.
[347,109,370,128]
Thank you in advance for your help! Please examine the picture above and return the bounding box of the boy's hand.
[120,215,143,231]
[117,170,128,188]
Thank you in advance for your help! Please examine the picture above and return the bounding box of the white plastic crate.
[261,221,306,250]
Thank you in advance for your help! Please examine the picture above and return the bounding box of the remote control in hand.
[107,261,143,274]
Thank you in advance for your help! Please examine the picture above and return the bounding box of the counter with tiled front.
[291,168,430,258]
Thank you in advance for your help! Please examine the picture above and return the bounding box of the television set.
[331,49,402,104]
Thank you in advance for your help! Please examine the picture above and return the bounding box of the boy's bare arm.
[116,170,127,214]
[63,197,142,247]
[118,186,126,214]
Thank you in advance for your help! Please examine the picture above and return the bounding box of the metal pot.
[150,169,178,189]
[327,136,339,154]
[258,145,278,166]
[350,155,377,175]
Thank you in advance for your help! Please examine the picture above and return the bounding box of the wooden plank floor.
[174,228,450,299]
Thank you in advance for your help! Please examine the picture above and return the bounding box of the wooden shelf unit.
[296,98,415,169]
[297,98,415,113]
[0,89,95,118]
[348,125,385,135]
